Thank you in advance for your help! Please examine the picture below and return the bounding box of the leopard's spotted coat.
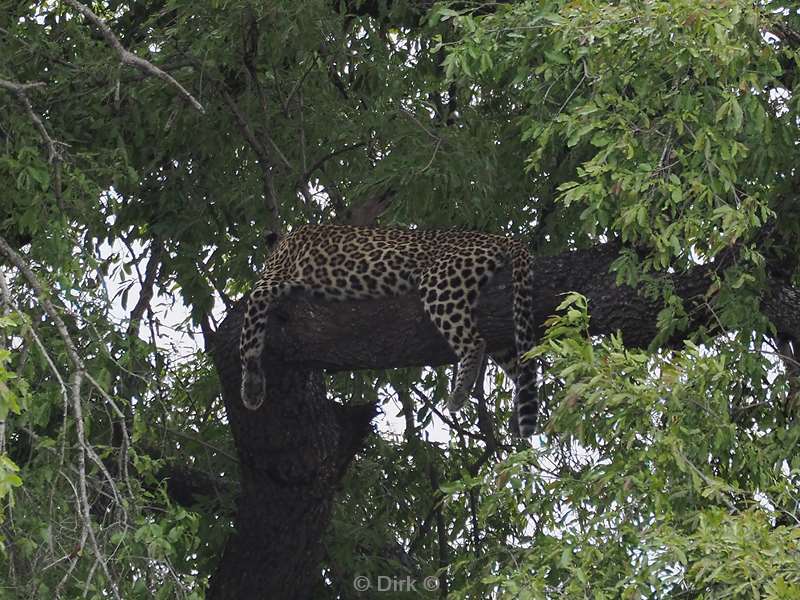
[240,224,539,436]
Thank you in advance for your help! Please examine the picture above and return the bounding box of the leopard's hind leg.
[418,255,497,413]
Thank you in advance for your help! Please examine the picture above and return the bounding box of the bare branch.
[167,427,238,463]
[127,238,163,336]
[283,59,318,114]
[400,107,440,141]
[70,370,122,600]
[0,237,82,368]
[53,470,89,597]
[84,371,133,496]
[63,0,205,113]
[197,254,234,309]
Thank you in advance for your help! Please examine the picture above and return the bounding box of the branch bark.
[206,307,375,600]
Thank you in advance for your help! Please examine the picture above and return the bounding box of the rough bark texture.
[206,307,375,600]
[205,240,797,599]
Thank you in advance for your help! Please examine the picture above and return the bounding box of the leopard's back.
[270,225,509,301]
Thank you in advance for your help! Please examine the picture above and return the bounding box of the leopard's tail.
[240,277,295,410]
[508,240,538,437]
[240,284,271,410]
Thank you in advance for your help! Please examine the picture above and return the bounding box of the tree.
[0,0,798,598]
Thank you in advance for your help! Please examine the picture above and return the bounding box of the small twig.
[673,444,738,512]
[23,316,71,477]
[659,129,673,169]
[63,0,204,113]
[283,59,318,114]
[400,107,440,141]
[427,464,449,598]
[196,255,234,309]
[167,428,237,463]
[409,384,484,443]
[0,78,60,164]
[84,372,133,495]
[557,68,587,116]
[53,469,88,597]
[298,92,307,175]
[300,142,366,186]
[220,89,280,230]
[421,137,442,173]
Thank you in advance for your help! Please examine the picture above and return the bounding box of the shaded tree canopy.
[0,0,799,598]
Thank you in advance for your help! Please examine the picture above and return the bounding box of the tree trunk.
[205,240,798,598]
[206,307,374,600]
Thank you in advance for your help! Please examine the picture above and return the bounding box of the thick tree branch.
[207,310,374,599]
[221,244,798,376]
[213,244,700,381]
[341,189,396,226]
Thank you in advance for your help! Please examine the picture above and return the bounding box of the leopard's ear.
[264,229,281,249]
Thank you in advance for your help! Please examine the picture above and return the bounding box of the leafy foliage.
[0,0,799,597]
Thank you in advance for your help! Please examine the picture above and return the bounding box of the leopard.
[239,224,540,437]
